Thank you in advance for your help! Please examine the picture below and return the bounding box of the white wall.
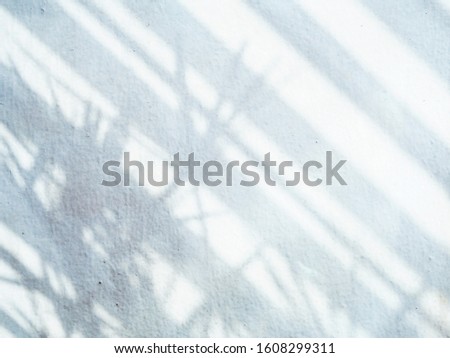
[0,0,450,337]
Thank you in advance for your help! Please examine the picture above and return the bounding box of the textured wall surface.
[1,0,450,337]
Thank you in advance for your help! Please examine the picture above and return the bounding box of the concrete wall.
[1,0,450,337]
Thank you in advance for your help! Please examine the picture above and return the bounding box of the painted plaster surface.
[0,0,450,337]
